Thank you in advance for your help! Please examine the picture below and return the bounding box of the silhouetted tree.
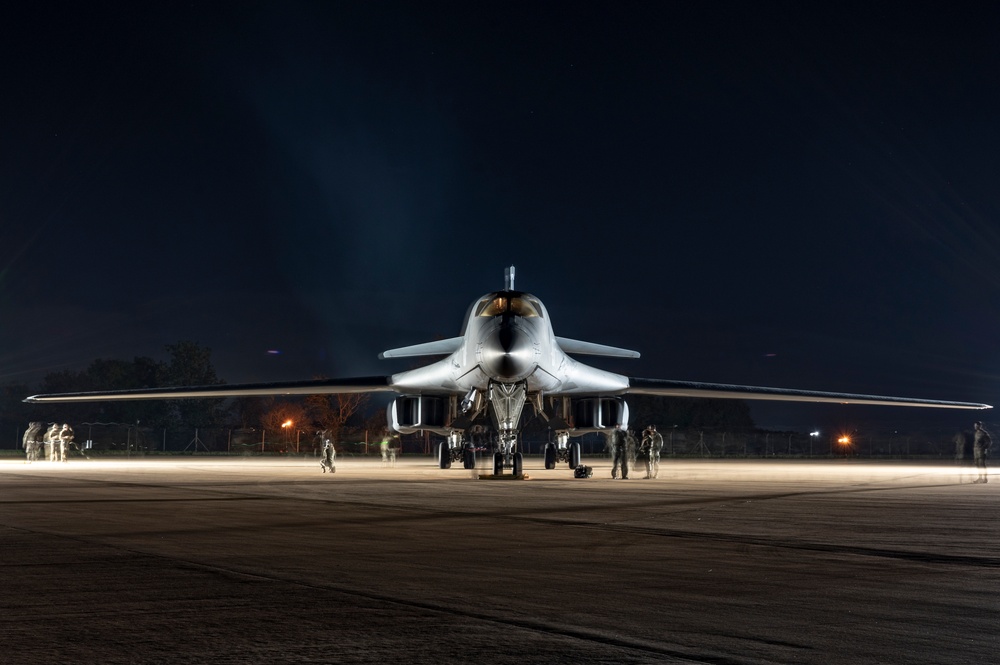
[33,341,226,428]
[36,357,172,425]
[627,395,755,430]
[0,382,34,447]
[164,341,225,427]
[305,389,370,443]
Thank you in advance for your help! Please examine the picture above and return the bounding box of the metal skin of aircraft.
[25,267,991,475]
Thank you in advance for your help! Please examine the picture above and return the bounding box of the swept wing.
[24,376,394,403]
[626,377,990,409]
[555,337,641,358]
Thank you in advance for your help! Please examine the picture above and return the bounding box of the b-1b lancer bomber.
[26,267,991,475]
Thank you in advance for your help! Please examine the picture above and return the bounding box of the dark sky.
[2,1,999,431]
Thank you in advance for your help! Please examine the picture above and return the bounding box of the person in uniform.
[954,430,969,464]
[379,429,392,467]
[626,429,639,473]
[609,426,632,479]
[642,425,664,479]
[57,423,74,462]
[636,428,651,476]
[387,432,399,467]
[320,437,336,474]
[22,422,43,462]
[973,421,992,483]
[43,423,59,462]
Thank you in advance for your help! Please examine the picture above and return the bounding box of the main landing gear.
[438,431,477,470]
[543,431,579,470]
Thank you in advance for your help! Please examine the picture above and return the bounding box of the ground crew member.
[22,422,43,462]
[320,438,336,474]
[609,426,632,479]
[954,430,969,464]
[380,429,393,467]
[973,421,991,483]
[43,423,59,461]
[57,423,74,462]
[642,425,664,479]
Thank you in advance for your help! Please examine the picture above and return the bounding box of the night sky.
[3,2,999,432]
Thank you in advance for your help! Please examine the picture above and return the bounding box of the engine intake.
[388,395,447,434]
[571,397,629,430]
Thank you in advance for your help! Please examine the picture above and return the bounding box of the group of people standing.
[22,422,74,462]
[607,425,664,480]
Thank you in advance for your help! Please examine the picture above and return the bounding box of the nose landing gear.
[489,381,526,476]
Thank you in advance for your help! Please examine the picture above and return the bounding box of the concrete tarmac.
[1,456,997,664]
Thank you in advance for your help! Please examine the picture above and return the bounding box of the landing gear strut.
[488,381,527,475]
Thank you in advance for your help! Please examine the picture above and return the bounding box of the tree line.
[0,341,373,446]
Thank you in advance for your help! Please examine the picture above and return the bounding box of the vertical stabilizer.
[505,265,515,290]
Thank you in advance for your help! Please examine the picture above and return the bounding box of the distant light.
[810,431,820,437]
[282,420,292,428]
[267,350,281,355]
[838,435,851,445]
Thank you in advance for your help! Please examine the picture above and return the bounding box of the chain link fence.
[3,422,984,460]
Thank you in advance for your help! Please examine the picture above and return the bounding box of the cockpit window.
[510,296,540,317]
[476,296,508,317]
[475,294,543,318]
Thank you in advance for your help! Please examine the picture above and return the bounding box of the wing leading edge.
[626,377,992,410]
[555,337,640,358]
[24,376,394,403]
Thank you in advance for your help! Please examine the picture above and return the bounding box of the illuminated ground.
[1,456,996,664]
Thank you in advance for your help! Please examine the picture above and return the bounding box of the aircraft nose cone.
[480,322,536,380]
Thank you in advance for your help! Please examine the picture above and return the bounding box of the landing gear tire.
[493,452,503,476]
[513,452,523,476]
[463,447,476,470]
[569,442,581,469]
[543,443,556,469]
[438,442,451,469]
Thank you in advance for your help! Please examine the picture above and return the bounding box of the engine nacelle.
[571,397,629,431]
[388,394,449,435]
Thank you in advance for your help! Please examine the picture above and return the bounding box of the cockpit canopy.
[473,291,545,318]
